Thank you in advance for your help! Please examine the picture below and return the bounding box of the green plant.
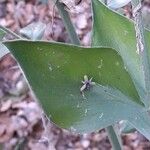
[1,0,150,149]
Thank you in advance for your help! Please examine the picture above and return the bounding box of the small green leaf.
[118,112,150,140]
[129,111,150,140]
[118,120,136,133]
[20,22,46,40]
[0,44,9,59]
[0,28,9,59]
[4,40,145,133]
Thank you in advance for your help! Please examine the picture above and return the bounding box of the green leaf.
[92,0,150,106]
[118,120,136,133]
[118,111,150,140]
[4,40,145,133]
[0,44,9,59]
[128,111,150,140]
[0,28,9,59]
[92,0,150,139]
[20,22,46,40]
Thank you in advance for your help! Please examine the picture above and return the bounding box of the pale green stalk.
[106,126,123,150]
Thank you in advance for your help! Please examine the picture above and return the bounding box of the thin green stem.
[132,1,150,107]
[106,126,123,150]
[0,25,23,39]
[52,0,80,45]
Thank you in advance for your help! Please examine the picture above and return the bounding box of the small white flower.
[80,75,95,96]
